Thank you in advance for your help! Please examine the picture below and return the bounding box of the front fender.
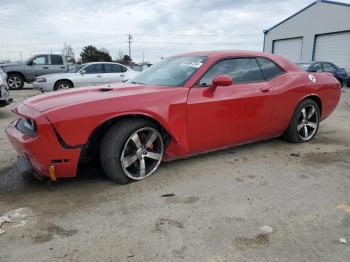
[44,88,190,157]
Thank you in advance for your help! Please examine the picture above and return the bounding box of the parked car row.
[0,53,139,92]
[33,62,137,92]
[296,61,348,87]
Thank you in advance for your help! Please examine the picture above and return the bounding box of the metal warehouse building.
[263,0,350,72]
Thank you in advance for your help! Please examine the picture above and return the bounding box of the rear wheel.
[100,119,164,184]
[284,99,320,143]
[7,74,24,89]
[54,80,72,91]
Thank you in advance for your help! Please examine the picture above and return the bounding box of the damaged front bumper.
[5,103,82,179]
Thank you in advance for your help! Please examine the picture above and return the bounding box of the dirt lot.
[0,87,350,262]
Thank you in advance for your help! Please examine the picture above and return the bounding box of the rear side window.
[256,58,284,80]
[51,55,64,65]
[199,58,264,86]
[323,63,335,73]
[104,64,127,73]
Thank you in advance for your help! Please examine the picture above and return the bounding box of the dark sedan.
[296,61,348,87]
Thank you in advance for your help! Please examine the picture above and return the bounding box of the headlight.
[16,117,37,137]
[35,77,46,82]
[23,118,36,131]
[0,77,4,86]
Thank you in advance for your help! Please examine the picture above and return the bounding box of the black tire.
[336,78,344,88]
[7,73,24,90]
[100,119,164,184]
[54,80,73,91]
[284,99,320,143]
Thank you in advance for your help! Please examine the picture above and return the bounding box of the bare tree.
[62,43,75,63]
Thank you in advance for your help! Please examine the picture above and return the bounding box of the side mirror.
[80,70,86,75]
[208,74,232,93]
[27,61,33,66]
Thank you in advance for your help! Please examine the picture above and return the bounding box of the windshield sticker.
[180,60,203,68]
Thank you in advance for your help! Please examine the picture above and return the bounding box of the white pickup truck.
[0,54,69,89]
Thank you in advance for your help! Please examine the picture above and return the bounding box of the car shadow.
[0,137,293,197]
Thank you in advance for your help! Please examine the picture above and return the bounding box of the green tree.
[122,55,132,65]
[80,45,112,63]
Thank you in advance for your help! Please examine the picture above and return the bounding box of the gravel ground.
[0,87,349,262]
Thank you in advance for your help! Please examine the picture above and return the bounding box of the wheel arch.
[6,71,26,81]
[79,113,172,163]
[284,94,323,135]
[300,94,322,116]
[54,79,74,88]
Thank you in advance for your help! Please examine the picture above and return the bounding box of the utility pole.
[127,34,133,59]
[19,51,22,63]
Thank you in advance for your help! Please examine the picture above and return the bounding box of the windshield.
[129,56,207,86]
[69,64,85,73]
[296,63,311,71]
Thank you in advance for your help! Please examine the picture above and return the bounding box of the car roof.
[298,61,334,64]
[84,62,126,66]
[178,50,272,58]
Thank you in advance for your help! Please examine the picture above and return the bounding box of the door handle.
[60,66,66,69]
[260,86,270,93]
[120,74,125,77]
[43,67,49,69]
[97,75,102,78]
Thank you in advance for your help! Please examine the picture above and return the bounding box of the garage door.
[273,38,303,62]
[314,31,350,72]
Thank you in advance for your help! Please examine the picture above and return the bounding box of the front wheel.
[284,99,320,143]
[7,74,24,90]
[54,80,72,91]
[100,119,164,184]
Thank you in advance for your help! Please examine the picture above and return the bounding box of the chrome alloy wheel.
[120,127,163,180]
[8,76,22,89]
[58,83,70,90]
[297,104,319,141]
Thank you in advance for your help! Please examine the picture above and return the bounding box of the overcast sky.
[0,0,349,63]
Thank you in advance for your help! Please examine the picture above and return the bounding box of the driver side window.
[84,64,102,74]
[31,55,48,65]
[309,63,323,72]
[198,58,264,86]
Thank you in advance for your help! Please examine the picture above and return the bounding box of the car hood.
[23,83,178,113]
[1,63,23,71]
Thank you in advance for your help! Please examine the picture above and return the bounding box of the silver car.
[32,62,137,92]
[0,68,13,107]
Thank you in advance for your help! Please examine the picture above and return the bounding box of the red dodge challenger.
[6,51,341,184]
